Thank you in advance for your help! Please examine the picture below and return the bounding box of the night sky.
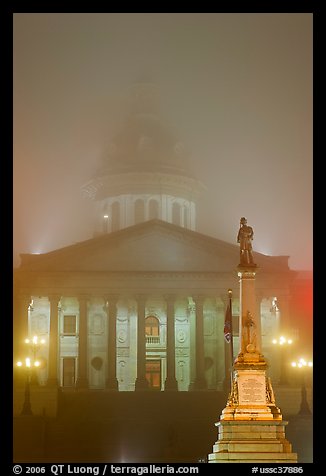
[13,13,313,271]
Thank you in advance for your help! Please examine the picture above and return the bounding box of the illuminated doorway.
[146,360,161,390]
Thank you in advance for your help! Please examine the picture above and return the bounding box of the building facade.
[13,80,308,393]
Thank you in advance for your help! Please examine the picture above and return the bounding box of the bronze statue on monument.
[237,217,256,266]
[208,216,297,463]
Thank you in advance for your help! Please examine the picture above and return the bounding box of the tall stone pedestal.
[208,420,297,463]
[208,247,298,463]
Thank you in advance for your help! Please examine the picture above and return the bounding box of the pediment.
[19,220,289,273]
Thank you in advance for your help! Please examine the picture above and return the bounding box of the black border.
[5,5,320,474]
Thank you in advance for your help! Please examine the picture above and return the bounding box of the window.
[145,316,159,336]
[135,199,145,224]
[149,199,159,219]
[111,202,120,231]
[63,315,77,335]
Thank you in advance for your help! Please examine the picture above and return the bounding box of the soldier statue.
[237,217,256,266]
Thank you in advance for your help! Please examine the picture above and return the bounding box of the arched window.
[111,202,120,231]
[135,199,145,224]
[145,316,160,336]
[172,202,181,226]
[149,199,159,220]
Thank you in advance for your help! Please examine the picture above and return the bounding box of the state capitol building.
[13,80,312,400]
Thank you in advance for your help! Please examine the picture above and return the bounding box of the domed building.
[82,79,202,236]
[13,81,311,411]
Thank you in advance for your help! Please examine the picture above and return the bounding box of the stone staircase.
[13,386,313,463]
[14,391,224,463]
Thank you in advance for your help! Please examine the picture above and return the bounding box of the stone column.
[191,295,207,390]
[221,294,232,395]
[236,267,264,364]
[14,295,31,360]
[188,300,196,386]
[277,294,291,335]
[255,291,263,352]
[47,295,61,386]
[164,294,178,391]
[14,294,31,386]
[105,295,119,390]
[76,295,89,388]
[214,298,226,388]
[274,294,292,385]
[135,295,149,390]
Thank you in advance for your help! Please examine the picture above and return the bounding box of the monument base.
[220,367,282,421]
[208,420,298,463]
[208,367,297,462]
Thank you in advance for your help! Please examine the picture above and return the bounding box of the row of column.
[15,290,292,390]
[103,293,208,391]
[98,195,196,234]
[18,293,212,390]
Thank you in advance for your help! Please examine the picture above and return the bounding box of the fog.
[13,13,313,270]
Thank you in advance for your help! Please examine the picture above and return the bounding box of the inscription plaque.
[238,373,266,405]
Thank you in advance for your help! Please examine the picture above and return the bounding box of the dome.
[82,80,205,235]
[98,80,192,177]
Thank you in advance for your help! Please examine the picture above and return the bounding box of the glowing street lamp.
[15,335,45,415]
[272,336,293,384]
[25,335,46,357]
[272,336,293,346]
[24,336,46,384]
[16,357,41,416]
[291,358,313,416]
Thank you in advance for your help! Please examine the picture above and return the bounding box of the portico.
[14,220,294,394]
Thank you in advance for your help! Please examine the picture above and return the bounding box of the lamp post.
[16,358,40,415]
[291,358,313,416]
[24,336,46,385]
[272,336,293,385]
[16,335,45,415]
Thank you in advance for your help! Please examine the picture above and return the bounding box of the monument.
[208,218,298,463]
